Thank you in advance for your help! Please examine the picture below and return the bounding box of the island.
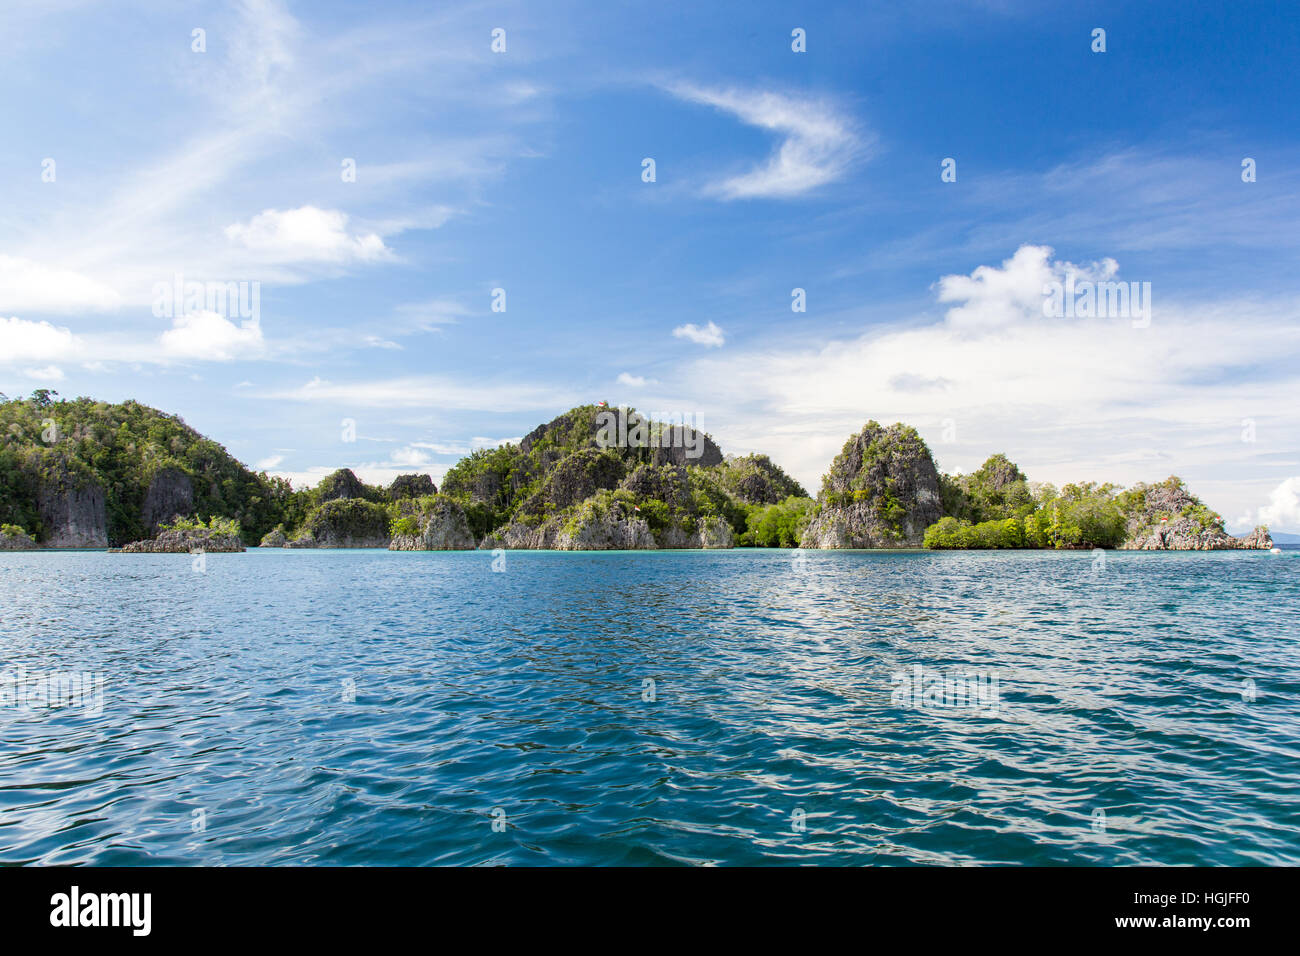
[0,391,1273,553]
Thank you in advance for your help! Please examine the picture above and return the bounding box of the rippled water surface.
[1,548,1298,866]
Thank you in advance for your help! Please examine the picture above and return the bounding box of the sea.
[1,547,1296,865]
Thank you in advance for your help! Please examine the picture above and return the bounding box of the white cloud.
[159,311,266,360]
[23,365,65,382]
[659,245,1300,526]
[224,206,391,264]
[394,298,470,330]
[0,316,80,362]
[408,436,521,455]
[672,321,726,347]
[936,244,1119,329]
[254,454,284,470]
[617,372,658,387]
[391,445,434,467]
[263,375,574,411]
[0,257,122,313]
[0,0,557,339]
[270,462,449,492]
[270,430,524,494]
[669,85,865,199]
[1258,477,1300,532]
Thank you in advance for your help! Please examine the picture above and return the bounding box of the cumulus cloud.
[669,85,865,199]
[936,244,1120,329]
[224,206,391,264]
[672,321,725,347]
[1258,477,1300,532]
[664,245,1300,525]
[0,257,121,313]
[0,316,80,362]
[159,311,265,360]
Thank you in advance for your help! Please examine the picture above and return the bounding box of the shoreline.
[5,544,1294,555]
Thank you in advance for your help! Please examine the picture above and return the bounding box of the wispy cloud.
[0,0,553,318]
[261,375,576,412]
[394,298,473,331]
[668,84,867,199]
[617,372,658,387]
[22,364,65,382]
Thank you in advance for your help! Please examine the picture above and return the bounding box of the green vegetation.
[0,392,291,545]
[1114,475,1227,537]
[741,496,816,547]
[390,515,420,537]
[713,454,808,505]
[925,456,1132,549]
[4,395,1237,553]
[923,515,1025,549]
[299,498,389,543]
[938,453,1035,524]
[435,405,798,546]
[161,515,242,536]
[0,392,445,547]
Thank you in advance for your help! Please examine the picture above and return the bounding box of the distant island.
[0,391,1273,553]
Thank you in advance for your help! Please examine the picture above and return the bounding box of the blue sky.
[3,0,1299,531]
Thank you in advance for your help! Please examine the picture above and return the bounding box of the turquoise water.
[0,548,1297,866]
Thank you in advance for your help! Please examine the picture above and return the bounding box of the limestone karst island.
[0,392,1272,555]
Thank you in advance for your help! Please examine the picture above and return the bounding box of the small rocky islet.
[0,393,1274,553]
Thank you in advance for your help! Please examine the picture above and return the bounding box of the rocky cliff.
[801,422,942,548]
[36,462,109,548]
[316,468,367,502]
[447,405,752,550]
[141,466,195,534]
[1123,524,1273,550]
[114,527,245,553]
[1118,476,1272,550]
[713,454,808,505]
[555,494,657,550]
[287,498,390,548]
[388,473,436,499]
[0,528,37,550]
[389,497,476,550]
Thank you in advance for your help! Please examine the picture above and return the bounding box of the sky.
[2,0,1299,532]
